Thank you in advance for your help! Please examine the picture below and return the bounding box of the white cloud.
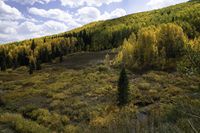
[0,1,23,20]
[100,8,127,20]
[0,20,69,44]
[29,7,80,27]
[18,21,40,34]
[0,0,126,44]
[28,5,126,25]
[76,7,126,23]
[0,20,20,43]
[40,20,68,34]
[13,0,53,5]
[18,20,69,38]
[147,0,189,9]
[0,20,18,34]
[12,0,122,7]
[60,0,122,8]
[29,8,72,22]
[0,5,127,44]
[76,7,101,23]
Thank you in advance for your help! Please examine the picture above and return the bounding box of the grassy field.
[0,51,200,133]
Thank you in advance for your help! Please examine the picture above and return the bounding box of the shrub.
[0,113,49,133]
[30,108,70,131]
[98,65,110,72]
[178,37,200,74]
[64,125,81,133]
[18,104,37,118]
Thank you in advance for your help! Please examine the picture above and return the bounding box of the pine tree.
[29,62,33,75]
[0,49,7,71]
[117,67,129,106]
[31,40,36,53]
[13,57,18,69]
[29,57,35,75]
[59,52,63,63]
[0,96,5,107]
[36,59,42,70]
[0,56,7,71]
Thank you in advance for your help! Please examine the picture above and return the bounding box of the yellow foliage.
[0,113,49,133]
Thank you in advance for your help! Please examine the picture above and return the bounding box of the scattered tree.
[59,52,63,63]
[158,23,186,59]
[136,26,158,69]
[0,96,5,107]
[117,67,129,106]
[0,49,7,71]
[31,40,36,53]
[36,59,42,70]
[0,58,7,71]
[29,56,35,75]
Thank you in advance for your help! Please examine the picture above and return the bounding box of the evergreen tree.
[117,67,129,106]
[29,63,33,75]
[0,49,7,71]
[0,96,5,107]
[36,59,42,70]
[59,52,63,63]
[0,58,6,71]
[31,40,36,53]
[29,57,35,75]
[51,43,56,60]
[13,56,18,69]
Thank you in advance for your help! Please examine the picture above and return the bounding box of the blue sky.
[0,0,188,44]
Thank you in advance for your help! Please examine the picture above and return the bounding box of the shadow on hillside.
[52,50,117,69]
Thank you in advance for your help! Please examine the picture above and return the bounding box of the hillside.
[1,1,200,72]
[0,1,200,133]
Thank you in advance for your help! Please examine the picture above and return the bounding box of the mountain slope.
[4,1,200,45]
[0,1,200,71]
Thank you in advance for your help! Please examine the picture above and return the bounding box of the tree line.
[0,28,132,74]
[115,23,200,74]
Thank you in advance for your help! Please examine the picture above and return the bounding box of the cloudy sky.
[0,0,188,44]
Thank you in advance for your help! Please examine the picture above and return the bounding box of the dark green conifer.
[117,67,129,106]
[0,96,5,107]
[29,58,35,75]
[31,40,36,53]
[36,59,42,70]
[0,56,6,71]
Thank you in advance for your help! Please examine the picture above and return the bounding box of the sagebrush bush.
[30,108,70,131]
[0,113,49,133]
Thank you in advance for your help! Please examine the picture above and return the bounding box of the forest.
[0,0,200,133]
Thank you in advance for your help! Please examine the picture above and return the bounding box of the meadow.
[0,51,200,133]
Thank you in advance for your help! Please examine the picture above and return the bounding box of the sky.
[0,0,189,44]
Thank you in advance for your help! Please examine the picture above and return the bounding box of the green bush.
[178,37,200,74]
[0,113,49,133]
[98,65,110,72]
[30,108,70,131]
